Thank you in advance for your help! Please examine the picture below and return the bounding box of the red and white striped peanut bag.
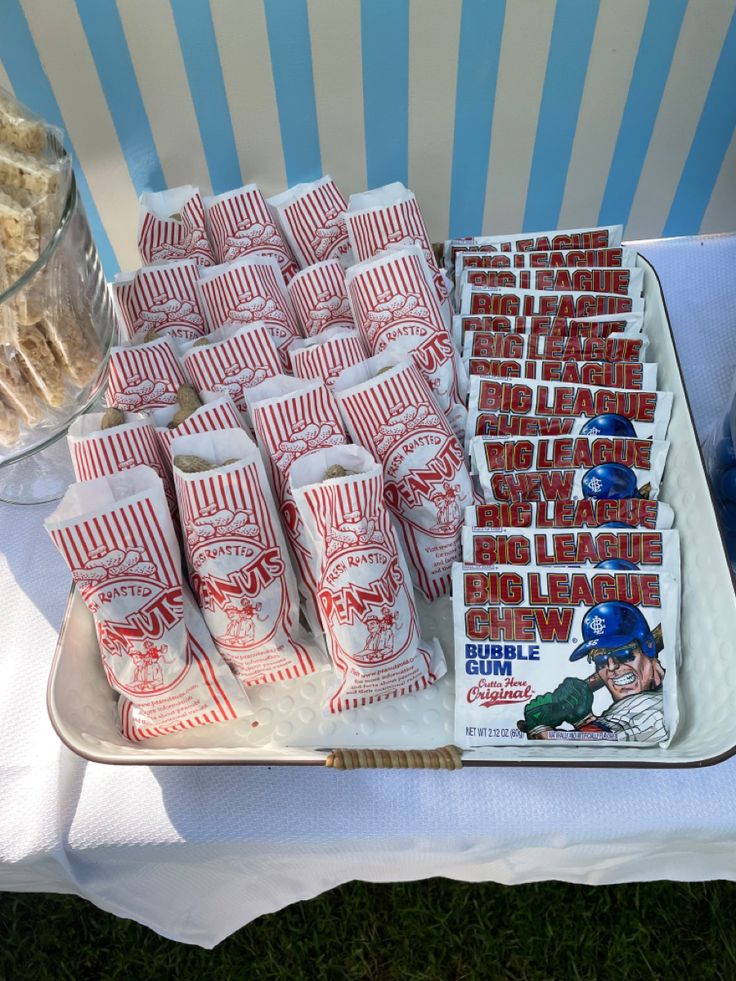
[106,336,190,412]
[180,323,282,412]
[346,182,449,303]
[112,259,210,343]
[45,466,252,741]
[269,175,353,268]
[67,412,176,515]
[334,354,475,600]
[290,327,368,389]
[246,375,348,629]
[290,444,446,714]
[172,427,326,686]
[197,256,302,366]
[287,259,354,336]
[138,185,216,267]
[153,392,246,463]
[203,184,298,280]
[345,246,466,440]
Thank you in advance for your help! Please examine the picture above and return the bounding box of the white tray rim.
[46,255,736,769]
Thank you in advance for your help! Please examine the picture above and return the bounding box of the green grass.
[3,880,736,980]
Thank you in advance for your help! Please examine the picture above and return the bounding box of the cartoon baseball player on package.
[521,600,667,742]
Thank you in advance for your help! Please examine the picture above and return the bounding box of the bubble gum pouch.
[460,330,648,364]
[453,314,643,347]
[452,563,678,747]
[444,224,623,267]
[466,357,656,391]
[470,434,670,504]
[459,266,643,298]
[466,377,673,445]
[462,526,680,581]
[454,245,638,278]
[464,498,675,531]
[460,287,643,320]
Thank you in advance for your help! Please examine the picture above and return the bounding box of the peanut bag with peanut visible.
[46,466,252,741]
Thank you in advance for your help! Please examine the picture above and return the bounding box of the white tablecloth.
[1,235,735,948]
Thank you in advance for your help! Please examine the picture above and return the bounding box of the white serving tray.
[47,256,736,767]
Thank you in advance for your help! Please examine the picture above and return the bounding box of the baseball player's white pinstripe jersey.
[599,690,665,742]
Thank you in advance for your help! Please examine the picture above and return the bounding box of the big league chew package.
[452,564,680,748]
[448,222,682,750]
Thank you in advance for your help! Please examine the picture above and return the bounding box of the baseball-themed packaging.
[203,184,298,280]
[67,412,177,515]
[466,357,656,391]
[453,314,643,346]
[461,330,648,363]
[345,246,465,440]
[153,392,247,463]
[112,259,210,343]
[105,336,190,412]
[45,466,253,740]
[137,185,216,268]
[452,563,679,747]
[471,434,670,503]
[454,246,638,277]
[290,444,446,714]
[459,287,644,319]
[197,256,302,365]
[345,182,448,303]
[247,375,348,627]
[462,527,680,580]
[269,175,353,268]
[172,428,326,686]
[179,322,282,412]
[465,498,676,531]
[458,266,644,298]
[465,377,673,443]
[287,259,354,336]
[444,224,624,266]
[333,355,476,600]
[289,327,368,389]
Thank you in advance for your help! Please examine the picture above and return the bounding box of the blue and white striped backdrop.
[1,0,734,276]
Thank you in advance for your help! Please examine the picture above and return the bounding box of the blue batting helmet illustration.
[581,463,640,500]
[580,413,637,438]
[570,601,656,662]
[599,521,634,528]
[595,558,639,570]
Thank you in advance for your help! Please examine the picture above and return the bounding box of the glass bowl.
[0,171,117,500]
